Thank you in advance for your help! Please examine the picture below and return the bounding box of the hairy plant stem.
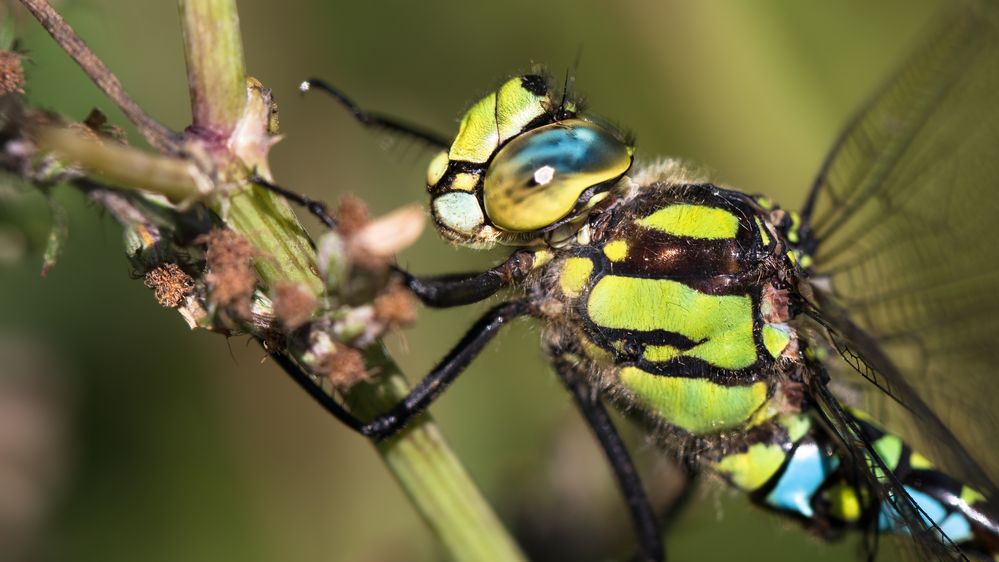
[17,0,525,555]
[175,1,525,560]
[177,0,246,138]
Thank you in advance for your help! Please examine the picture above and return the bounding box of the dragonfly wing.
[800,0,999,501]
[809,380,970,561]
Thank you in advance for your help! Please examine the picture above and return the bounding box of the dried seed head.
[319,343,368,390]
[143,263,194,308]
[374,283,417,329]
[272,282,317,331]
[0,51,25,96]
[335,195,370,236]
[202,228,256,317]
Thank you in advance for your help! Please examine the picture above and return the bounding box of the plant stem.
[33,127,208,203]
[176,1,525,560]
[350,348,527,562]
[177,0,246,137]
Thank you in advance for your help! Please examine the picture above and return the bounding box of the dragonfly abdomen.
[709,410,999,558]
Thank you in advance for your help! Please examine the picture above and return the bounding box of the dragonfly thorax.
[524,175,805,437]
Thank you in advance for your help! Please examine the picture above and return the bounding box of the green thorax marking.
[620,367,769,434]
[636,203,740,239]
[559,256,594,298]
[587,276,757,370]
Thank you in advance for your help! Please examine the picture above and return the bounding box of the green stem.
[349,348,527,562]
[176,1,525,560]
[178,0,246,136]
[34,127,206,203]
[224,185,323,293]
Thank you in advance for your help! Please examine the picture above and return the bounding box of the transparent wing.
[809,380,969,561]
[801,0,999,500]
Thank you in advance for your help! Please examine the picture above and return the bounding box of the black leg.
[270,350,366,432]
[552,357,664,562]
[302,78,452,150]
[272,300,529,440]
[250,174,337,229]
[396,250,536,308]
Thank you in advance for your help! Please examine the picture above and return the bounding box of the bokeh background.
[0,0,942,560]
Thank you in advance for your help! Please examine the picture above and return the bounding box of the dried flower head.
[272,282,317,331]
[143,262,195,308]
[203,228,256,317]
[374,283,417,329]
[335,195,370,237]
[0,51,25,96]
[319,343,368,390]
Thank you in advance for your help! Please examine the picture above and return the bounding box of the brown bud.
[335,195,370,236]
[0,51,25,96]
[143,263,194,308]
[272,282,317,331]
[319,343,368,390]
[202,229,256,318]
[373,283,417,329]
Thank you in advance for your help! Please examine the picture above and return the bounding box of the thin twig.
[16,0,179,152]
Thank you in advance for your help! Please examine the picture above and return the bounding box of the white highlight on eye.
[533,165,556,186]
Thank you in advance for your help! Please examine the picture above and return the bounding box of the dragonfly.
[277,1,999,559]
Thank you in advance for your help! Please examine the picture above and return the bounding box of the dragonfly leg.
[249,174,337,229]
[551,355,664,562]
[272,300,530,440]
[395,249,537,308]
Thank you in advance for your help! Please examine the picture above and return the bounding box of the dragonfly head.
[426,74,634,247]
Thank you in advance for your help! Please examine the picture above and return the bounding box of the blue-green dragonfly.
[278,1,999,559]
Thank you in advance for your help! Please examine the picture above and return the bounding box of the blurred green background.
[0,0,940,560]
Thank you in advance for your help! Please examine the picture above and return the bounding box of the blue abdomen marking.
[878,486,974,543]
[765,440,839,518]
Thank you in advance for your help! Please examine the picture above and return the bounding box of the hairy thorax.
[525,176,805,440]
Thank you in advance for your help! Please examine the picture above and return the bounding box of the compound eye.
[483,119,632,232]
